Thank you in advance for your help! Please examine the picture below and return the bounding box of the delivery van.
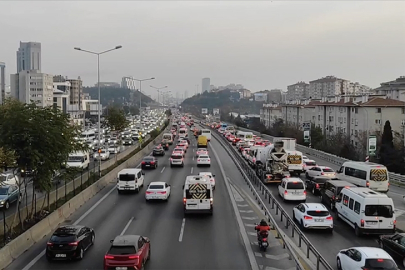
[197,135,208,148]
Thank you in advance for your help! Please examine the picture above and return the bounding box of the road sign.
[304,130,310,143]
[368,135,377,156]
[302,122,311,131]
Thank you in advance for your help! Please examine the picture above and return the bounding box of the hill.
[83,87,155,107]
[181,89,264,116]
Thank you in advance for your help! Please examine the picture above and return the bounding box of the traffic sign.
[302,122,311,131]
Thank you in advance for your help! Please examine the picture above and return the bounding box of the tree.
[310,124,324,148]
[165,109,172,117]
[105,106,128,132]
[123,105,139,116]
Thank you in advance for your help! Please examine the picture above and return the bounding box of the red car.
[104,235,150,270]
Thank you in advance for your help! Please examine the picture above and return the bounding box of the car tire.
[300,220,305,229]
[5,201,9,210]
[329,228,333,234]
[402,257,405,268]
[312,186,316,195]
[77,247,84,260]
[118,190,122,194]
[292,211,296,221]
[336,258,342,270]
[305,173,310,179]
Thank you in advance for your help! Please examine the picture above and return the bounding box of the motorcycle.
[255,225,269,252]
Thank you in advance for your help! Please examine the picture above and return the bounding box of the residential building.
[67,77,83,105]
[237,89,252,98]
[348,82,372,95]
[53,77,71,93]
[254,92,268,102]
[374,76,405,101]
[218,83,244,91]
[202,78,210,92]
[0,62,5,104]
[308,76,351,99]
[260,103,282,128]
[281,100,320,130]
[287,82,309,101]
[268,89,282,103]
[121,76,137,90]
[17,42,41,73]
[53,89,69,114]
[10,70,53,107]
[95,82,120,88]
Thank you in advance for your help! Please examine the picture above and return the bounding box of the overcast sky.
[1,1,404,99]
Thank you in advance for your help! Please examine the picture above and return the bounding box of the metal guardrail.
[233,125,405,185]
[211,128,333,270]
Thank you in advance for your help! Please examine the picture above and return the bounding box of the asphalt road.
[213,132,405,270]
[1,144,133,221]
[6,133,253,270]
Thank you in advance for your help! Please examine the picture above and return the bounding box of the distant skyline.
[1,1,404,97]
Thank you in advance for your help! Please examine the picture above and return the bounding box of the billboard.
[254,93,268,102]
[202,108,208,114]
[213,108,220,115]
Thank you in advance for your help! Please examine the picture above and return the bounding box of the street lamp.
[74,45,122,176]
[133,78,155,129]
[150,85,168,104]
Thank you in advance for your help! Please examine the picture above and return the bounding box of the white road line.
[120,217,134,235]
[179,218,186,242]
[160,167,165,174]
[192,156,195,160]
[191,167,193,174]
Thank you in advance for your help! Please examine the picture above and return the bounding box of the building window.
[375,119,381,124]
[402,108,405,114]
[376,108,381,113]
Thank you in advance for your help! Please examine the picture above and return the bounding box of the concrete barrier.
[7,231,33,259]
[29,217,51,243]
[46,209,63,230]
[0,246,12,269]
[60,202,75,220]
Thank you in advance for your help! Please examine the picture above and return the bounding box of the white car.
[0,173,20,186]
[108,144,121,154]
[199,172,216,190]
[197,155,211,167]
[94,149,110,161]
[242,148,250,160]
[145,182,171,201]
[292,203,333,232]
[180,140,189,149]
[303,160,317,172]
[170,154,184,167]
[196,148,208,157]
[173,149,185,157]
[278,177,306,202]
[305,166,336,180]
[302,155,310,162]
[336,247,397,270]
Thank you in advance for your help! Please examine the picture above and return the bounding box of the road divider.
[0,123,169,270]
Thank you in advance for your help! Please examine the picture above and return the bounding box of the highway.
[1,144,133,221]
[212,130,405,270]
[6,131,268,270]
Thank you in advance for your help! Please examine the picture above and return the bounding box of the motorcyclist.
[255,219,270,242]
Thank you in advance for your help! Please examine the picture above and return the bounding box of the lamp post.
[133,78,155,130]
[74,45,122,176]
[150,85,167,104]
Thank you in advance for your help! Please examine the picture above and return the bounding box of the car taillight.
[207,159,210,162]
[47,242,53,246]
[303,191,307,195]
[377,259,384,262]
[128,255,138,259]
[210,198,213,204]
[142,161,146,164]
[304,216,313,220]
[170,158,173,161]
[158,191,167,194]
[197,159,200,161]
[150,161,155,164]
[326,216,333,220]
[146,191,153,194]
[183,198,186,204]
[315,183,320,188]
[104,255,114,259]
[68,241,79,246]
[360,219,365,227]
[366,181,370,187]
[284,190,288,194]
[320,172,324,175]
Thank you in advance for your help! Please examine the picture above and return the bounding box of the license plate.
[146,164,150,166]
[116,268,127,270]
[187,204,197,208]
[315,219,324,222]
[55,254,66,258]
[124,187,130,190]
[368,221,377,224]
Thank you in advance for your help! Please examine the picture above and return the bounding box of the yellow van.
[197,135,208,148]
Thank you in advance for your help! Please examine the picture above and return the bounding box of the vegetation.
[105,106,128,132]
[83,86,154,108]
[165,109,172,117]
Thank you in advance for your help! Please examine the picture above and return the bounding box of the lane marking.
[120,217,134,235]
[191,167,193,174]
[179,218,186,242]
[160,167,165,174]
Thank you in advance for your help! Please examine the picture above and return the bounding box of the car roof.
[327,180,355,187]
[318,166,332,170]
[304,160,316,163]
[199,172,212,176]
[149,181,166,186]
[353,247,392,259]
[112,235,140,246]
[302,203,328,211]
[54,225,83,235]
[283,177,303,182]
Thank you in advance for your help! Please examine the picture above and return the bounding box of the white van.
[80,130,96,142]
[337,161,389,193]
[178,128,188,138]
[236,131,254,142]
[201,129,211,141]
[183,175,213,215]
[66,151,90,170]
[278,177,307,202]
[162,133,174,145]
[335,187,396,236]
[117,168,145,194]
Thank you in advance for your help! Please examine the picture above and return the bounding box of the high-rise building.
[268,89,282,103]
[121,76,137,90]
[17,42,41,73]
[0,62,5,104]
[202,78,210,93]
[10,70,53,107]
[67,77,83,105]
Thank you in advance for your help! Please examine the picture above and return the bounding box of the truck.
[272,137,304,176]
[255,141,290,184]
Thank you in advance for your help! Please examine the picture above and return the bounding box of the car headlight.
[0,200,4,204]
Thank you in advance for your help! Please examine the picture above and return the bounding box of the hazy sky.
[1,1,404,99]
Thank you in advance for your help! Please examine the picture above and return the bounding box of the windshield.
[50,235,76,242]
[322,168,334,172]
[171,155,182,159]
[286,182,305,189]
[149,185,164,189]
[68,156,83,162]
[143,157,154,161]
[246,134,253,139]
[0,187,8,195]
[305,162,316,166]
[119,174,136,181]
[108,246,136,255]
[364,259,397,270]
[199,155,209,159]
[365,205,393,218]
[307,210,329,217]
[163,135,172,139]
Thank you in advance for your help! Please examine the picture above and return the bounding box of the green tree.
[310,124,324,148]
[165,109,172,117]
[105,106,128,132]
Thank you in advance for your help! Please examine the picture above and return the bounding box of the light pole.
[150,85,167,104]
[74,45,122,176]
[133,78,155,127]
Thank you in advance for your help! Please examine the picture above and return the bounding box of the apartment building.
[10,70,54,107]
[67,77,83,105]
[268,89,282,103]
[374,76,405,102]
[260,103,282,128]
[308,76,351,99]
[286,82,309,101]
[281,100,320,129]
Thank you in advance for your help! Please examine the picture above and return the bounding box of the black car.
[46,225,95,261]
[20,168,35,177]
[305,176,330,195]
[153,145,165,156]
[320,180,356,211]
[379,233,405,268]
[141,156,158,169]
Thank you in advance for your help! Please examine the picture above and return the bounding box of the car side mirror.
[110,239,114,243]
[145,239,150,243]
[212,174,215,177]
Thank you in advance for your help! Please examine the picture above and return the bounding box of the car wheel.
[355,224,362,236]
[312,186,316,195]
[336,258,342,270]
[118,190,122,194]
[5,201,9,210]
[330,202,335,211]
[77,247,84,260]
[300,220,305,229]
[402,257,405,268]
[292,211,296,221]
[91,233,95,245]
[379,241,384,249]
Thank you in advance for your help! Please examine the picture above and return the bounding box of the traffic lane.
[11,147,157,270]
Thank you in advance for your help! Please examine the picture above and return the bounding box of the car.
[336,247,398,270]
[141,156,158,169]
[179,140,189,148]
[305,166,336,180]
[94,148,110,161]
[104,235,150,270]
[46,225,95,261]
[305,176,330,195]
[0,185,21,210]
[0,173,20,186]
[196,148,208,157]
[303,160,317,171]
[176,143,187,152]
[242,147,250,160]
[108,144,121,154]
[197,154,211,167]
[170,154,184,167]
[278,177,306,202]
[302,155,310,162]
[292,203,333,232]
[379,233,405,267]
[173,148,185,156]
[199,172,216,190]
[152,145,165,156]
[145,182,171,201]
[320,180,356,211]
